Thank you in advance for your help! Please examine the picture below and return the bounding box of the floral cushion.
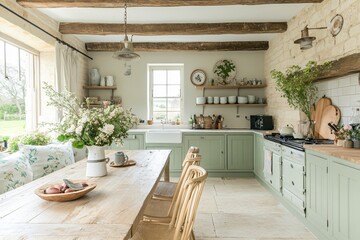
[0,152,33,194]
[20,142,75,180]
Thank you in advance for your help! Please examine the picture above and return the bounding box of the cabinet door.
[146,145,183,171]
[254,134,264,179]
[110,134,144,150]
[184,135,225,170]
[227,134,254,171]
[306,152,329,236]
[331,161,360,240]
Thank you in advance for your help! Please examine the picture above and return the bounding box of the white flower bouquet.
[43,83,138,148]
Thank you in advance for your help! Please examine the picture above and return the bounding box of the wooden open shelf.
[83,86,117,90]
[196,104,267,107]
[196,84,266,90]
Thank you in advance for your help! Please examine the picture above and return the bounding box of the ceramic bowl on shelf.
[214,96,220,104]
[237,96,248,104]
[220,97,228,104]
[207,96,214,104]
[248,95,256,104]
[228,96,237,104]
[196,97,206,104]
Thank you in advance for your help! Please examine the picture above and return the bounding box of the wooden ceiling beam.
[17,0,324,8]
[60,22,287,35]
[85,41,269,52]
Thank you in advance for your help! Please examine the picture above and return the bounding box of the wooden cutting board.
[314,97,332,138]
[318,105,341,140]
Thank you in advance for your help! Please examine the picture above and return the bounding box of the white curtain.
[54,42,79,121]
[55,42,79,93]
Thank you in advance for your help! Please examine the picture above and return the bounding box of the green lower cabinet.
[145,145,183,172]
[331,159,360,240]
[227,134,254,171]
[254,134,264,179]
[110,134,144,150]
[183,134,225,171]
[306,151,329,237]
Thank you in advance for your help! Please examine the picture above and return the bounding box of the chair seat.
[153,181,177,199]
[131,221,180,240]
[143,198,172,219]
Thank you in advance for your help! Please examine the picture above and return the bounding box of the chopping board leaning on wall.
[311,96,341,139]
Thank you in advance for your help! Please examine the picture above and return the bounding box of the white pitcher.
[105,76,114,86]
[86,145,108,177]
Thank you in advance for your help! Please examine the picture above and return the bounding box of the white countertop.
[129,128,269,135]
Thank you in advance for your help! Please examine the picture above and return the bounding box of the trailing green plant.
[270,61,332,121]
[7,131,51,152]
[214,60,236,83]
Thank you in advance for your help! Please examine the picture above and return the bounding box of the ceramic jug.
[105,76,114,86]
[89,68,101,86]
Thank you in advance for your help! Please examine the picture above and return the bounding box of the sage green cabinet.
[110,134,144,150]
[331,159,360,240]
[183,134,225,171]
[254,134,264,179]
[145,144,183,172]
[306,151,329,237]
[227,134,254,171]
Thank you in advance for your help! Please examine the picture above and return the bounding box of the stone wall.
[264,0,360,131]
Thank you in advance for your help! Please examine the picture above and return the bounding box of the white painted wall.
[88,51,266,128]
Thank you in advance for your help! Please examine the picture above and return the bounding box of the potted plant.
[214,60,236,85]
[271,60,331,138]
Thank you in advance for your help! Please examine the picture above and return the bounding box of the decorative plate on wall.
[190,69,207,86]
[213,60,236,85]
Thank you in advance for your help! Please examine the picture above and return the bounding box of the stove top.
[264,133,334,151]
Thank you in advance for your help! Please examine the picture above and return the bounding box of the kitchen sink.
[145,129,182,144]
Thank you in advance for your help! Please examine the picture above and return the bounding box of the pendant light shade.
[112,0,140,61]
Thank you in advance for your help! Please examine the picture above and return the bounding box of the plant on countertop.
[214,59,236,84]
[43,83,138,148]
[7,131,51,153]
[271,60,332,137]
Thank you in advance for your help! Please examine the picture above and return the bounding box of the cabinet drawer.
[282,146,305,164]
[283,188,305,215]
[283,158,305,199]
[264,140,282,154]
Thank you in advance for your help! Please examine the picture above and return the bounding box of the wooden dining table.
[0,149,171,240]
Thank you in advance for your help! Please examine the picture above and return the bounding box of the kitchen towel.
[263,149,273,175]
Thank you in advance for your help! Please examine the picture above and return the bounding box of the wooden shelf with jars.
[196,104,267,107]
[195,84,266,90]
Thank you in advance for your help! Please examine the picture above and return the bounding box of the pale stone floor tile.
[194,177,317,240]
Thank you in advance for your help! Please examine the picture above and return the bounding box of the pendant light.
[112,0,140,61]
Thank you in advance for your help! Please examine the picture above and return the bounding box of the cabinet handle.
[292,181,295,186]
[290,151,293,155]
[221,151,224,154]
[200,136,204,139]
[290,164,294,168]
[270,180,273,184]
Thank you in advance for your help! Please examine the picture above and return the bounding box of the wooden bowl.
[35,180,96,202]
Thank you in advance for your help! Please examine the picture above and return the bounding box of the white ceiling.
[38,4,311,43]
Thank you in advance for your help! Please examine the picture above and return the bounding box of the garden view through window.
[0,39,35,138]
[148,65,183,123]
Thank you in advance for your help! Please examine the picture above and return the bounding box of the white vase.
[86,145,108,177]
[89,68,101,86]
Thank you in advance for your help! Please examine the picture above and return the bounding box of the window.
[148,64,184,123]
[0,39,38,136]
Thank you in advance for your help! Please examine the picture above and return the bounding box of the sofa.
[0,142,86,195]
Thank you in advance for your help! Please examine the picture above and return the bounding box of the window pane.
[167,112,181,122]
[153,70,166,84]
[153,112,166,122]
[153,85,167,97]
[168,98,180,111]
[168,70,180,84]
[5,43,19,82]
[167,85,180,97]
[153,98,166,111]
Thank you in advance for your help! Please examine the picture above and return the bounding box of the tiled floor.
[193,177,317,240]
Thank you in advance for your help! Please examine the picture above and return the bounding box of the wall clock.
[190,69,207,86]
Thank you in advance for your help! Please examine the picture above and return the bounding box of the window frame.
[147,64,184,123]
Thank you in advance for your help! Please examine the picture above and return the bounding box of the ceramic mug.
[113,152,128,165]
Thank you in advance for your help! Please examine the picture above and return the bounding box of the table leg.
[164,155,170,182]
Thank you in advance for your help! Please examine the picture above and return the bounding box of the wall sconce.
[294,14,344,50]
